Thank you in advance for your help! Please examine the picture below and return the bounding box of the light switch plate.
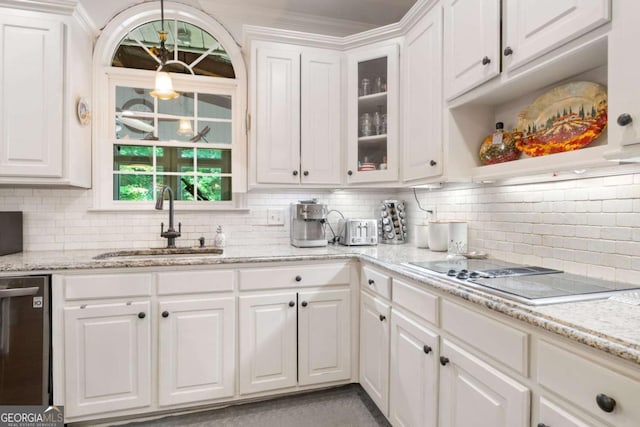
[267,208,285,226]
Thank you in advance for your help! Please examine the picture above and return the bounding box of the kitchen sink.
[94,247,224,260]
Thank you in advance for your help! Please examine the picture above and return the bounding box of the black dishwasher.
[0,275,50,405]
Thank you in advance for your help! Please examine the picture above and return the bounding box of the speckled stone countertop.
[1,244,639,366]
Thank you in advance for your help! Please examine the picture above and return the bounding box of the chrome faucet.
[155,185,181,248]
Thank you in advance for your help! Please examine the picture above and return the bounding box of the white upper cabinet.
[251,42,342,186]
[254,46,301,184]
[502,0,610,72]
[402,2,443,182]
[443,0,500,100]
[300,51,343,184]
[0,6,92,187]
[346,42,400,183]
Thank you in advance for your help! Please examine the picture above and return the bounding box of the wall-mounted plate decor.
[514,81,607,157]
[76,98,91,126]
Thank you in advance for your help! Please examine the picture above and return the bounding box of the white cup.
[428,221,449,251]
[415,224,429,248]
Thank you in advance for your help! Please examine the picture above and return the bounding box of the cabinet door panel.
[301,51,342,184]
[503,0,610,71]
[158,297,235,406]
[239,291,298,394]
[444,0,500,99]
[0,16,63,177]
[255,48,300,184]
[298,289,351,385]
[390,310,438,427]
[64,302,151,417]
[359,291,391,415]
[538,397,594,427]
[439,339,529,427]
[403,3,443,181]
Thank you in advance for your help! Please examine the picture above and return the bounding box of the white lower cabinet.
[64,301,151,417]
[537,397,595,427]
[359,291,391,415]
[438,339,530,427]
[239,288,351,395]
[158,297,235,406]
[389,309,438,427]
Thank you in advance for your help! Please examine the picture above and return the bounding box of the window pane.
[197,120,232,144]
[198,94,231,119]
[156,146,194,173]
[113,145,154,172]
[197,148,231,174]
[158,92,194,116]
[197,176,231,201]
[158,118,194,142]
[114,174,154,201]
[156,174,199,201]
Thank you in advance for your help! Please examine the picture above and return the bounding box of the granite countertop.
[1,243,639,366]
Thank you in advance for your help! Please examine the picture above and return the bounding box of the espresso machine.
[290,200,328,247]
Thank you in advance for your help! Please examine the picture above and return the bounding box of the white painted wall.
[402,172,640,285]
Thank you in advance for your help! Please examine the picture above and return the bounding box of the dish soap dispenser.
[214,225,226,248]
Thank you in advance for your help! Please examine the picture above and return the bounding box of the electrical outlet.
[267,208,285,226]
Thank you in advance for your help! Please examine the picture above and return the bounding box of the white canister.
[415,224,429,248]
[428,221,449,251]
[448,221,468,254]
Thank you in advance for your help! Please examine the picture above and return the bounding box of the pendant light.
[150,0,179,100]
[177,118,194,136]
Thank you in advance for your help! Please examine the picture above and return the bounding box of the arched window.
[92,2,246,210]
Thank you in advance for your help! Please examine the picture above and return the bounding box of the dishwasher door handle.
[0,287,39,299]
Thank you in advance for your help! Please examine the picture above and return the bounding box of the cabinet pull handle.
[368,279,375,285]
[292,170,299,176]
[138,312,146,319]
[503,46,513,56]
[439,356,450,366]
[379,314,386,322]
[301,301,308,307]
[423,345,432,354]
[481,56,491,65]
[303,171,309,176]
[429,160,437,166]
[596,393,616,413]
[617,113,633,126]
[537,424,549,427]
[347,170,353,176]
[295,275,302,282]
[289,301,296,307]
[162,311,169,318]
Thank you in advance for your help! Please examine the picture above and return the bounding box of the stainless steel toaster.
[338,219,378,246]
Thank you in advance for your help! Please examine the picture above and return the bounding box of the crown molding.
[0,0,77,15]
[243,25,345,50]
[72,2,100,38]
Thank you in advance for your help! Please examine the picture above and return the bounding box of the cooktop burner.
[403,260,640,305]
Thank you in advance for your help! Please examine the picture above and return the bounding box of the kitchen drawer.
[361,265,391,299]
[157,270,234,295]
[392,277,438,326]
[238,262,350,290]
[63,273,153,300]
[537,339,640,427]
[441,300,528,375]
[538,397,596,427]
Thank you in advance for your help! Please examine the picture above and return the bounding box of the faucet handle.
[160,222,165,234]
[178,223,182,234]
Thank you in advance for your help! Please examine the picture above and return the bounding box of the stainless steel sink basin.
[94,247,224,260]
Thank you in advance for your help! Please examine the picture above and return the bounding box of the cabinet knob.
[423,345,432,354]
[138,312,146,319]
[295,275,302,282]
[429,160,437,167]
[368,279,375,285]
[481,56,491,65]
[162,311,169,318]
[347,170,353,176]
[439,356,450,366]
[503,46,513,56]
[301,301,308,307]
[289,301,296,307]
[303,171,309,176]
[537,424,549,427]
[596,393,616,413]
[617,113,633,126]
[379,314,386,322]
[292,170,299,176]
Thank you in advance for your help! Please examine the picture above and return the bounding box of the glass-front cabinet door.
[347,43,399,183]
